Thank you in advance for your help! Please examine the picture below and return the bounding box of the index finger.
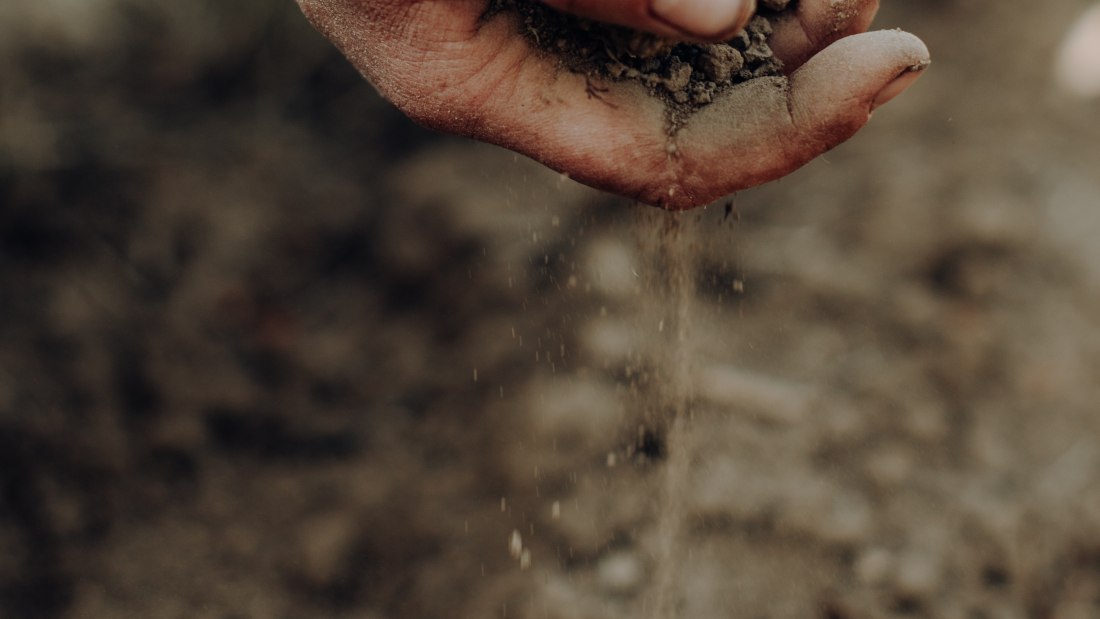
[539,0,757,41]
[767,0,880,70]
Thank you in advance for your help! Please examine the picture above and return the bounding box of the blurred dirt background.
[3,1,1100,618]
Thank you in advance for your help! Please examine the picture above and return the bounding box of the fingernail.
[651,0,754,40]
[871,61,930,111]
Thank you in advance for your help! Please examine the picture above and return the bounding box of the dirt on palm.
[489,0,795,130]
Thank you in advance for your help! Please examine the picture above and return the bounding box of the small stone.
[728,30,752,50]
[664,61,693,93]
[748,15,774,38]
[744,41,775,64]
[699,45,744,82]
[895,549,942,598]
[597,550,644,594]
[854,547,894,585]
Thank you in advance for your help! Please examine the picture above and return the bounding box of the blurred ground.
[3,1,1100,618]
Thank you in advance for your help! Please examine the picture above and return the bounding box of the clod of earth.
[489,0,797,132]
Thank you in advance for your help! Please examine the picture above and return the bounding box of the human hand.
[297,0,929,209]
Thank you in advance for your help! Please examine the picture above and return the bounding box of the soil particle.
[489,0,796,131]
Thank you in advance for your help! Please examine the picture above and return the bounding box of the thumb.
[670,29,929,208]
[540,0,757,41]
[789,30,931,138]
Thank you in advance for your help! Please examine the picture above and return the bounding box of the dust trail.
[645,213,697,619]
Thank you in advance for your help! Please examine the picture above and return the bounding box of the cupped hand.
[297,0,929,209]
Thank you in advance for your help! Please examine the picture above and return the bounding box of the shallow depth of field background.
[3,1,1100,618]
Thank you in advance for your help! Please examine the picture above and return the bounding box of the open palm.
[298,0,929,209]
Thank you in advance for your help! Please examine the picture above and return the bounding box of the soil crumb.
[489,0,796,131]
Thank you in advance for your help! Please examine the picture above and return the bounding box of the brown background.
[3,1,1100,618]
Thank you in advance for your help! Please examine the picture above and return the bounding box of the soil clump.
[489,0,796,130]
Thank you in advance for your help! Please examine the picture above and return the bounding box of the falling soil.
[645,214,698,619]
[489,0,796,130]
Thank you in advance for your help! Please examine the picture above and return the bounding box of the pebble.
[864,445,915,488]
[700,45,743,82]
[854,547,894,585]
[596,550,644,594]
[894,548,942,598]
